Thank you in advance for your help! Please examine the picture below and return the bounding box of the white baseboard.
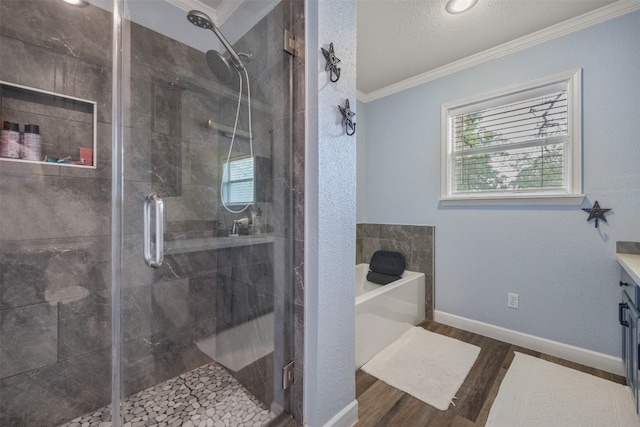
[312,400,358,427]
[434,310,625,377]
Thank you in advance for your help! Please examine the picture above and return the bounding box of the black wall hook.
[339,99,356,136]
[582,200,611,228]
[321,42,341,83]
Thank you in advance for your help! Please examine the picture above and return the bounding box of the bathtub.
[355,263,426,369]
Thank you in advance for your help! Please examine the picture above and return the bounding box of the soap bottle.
[22,124,42,161]
[0,121,20,159]
[253,208,262,236]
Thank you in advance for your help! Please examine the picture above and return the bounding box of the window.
[222,156,254,205]
[441,69,583,205]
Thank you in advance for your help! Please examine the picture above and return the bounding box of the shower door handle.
[143,193,164,268]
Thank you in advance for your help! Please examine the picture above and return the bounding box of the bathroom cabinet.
[618,253,640,414]
[0,81,97,167]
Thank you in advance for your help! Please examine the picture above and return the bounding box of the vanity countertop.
[617,253,640,285]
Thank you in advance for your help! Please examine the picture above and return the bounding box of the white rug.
[361,326,481,411]
[487,352,640,427]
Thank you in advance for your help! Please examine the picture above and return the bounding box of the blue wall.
[360,10,640,357]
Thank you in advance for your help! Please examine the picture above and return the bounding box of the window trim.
[440,69,584,206]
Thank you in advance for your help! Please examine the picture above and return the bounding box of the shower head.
[187,10,245,72]
[187,10,214,30]
[206,50,253,85]
[206,50,234,86]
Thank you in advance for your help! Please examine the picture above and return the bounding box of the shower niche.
[0,80,97,168]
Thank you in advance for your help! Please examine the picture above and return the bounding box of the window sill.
[440,193,585,206]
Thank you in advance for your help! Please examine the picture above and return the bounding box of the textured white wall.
[304,0,358,426]
[360,11,640,357]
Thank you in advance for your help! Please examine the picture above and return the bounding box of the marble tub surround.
[356,224,435,319]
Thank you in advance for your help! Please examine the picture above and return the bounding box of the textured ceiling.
[357,0,618,95]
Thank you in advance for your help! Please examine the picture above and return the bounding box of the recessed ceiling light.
[63,0,88,6]
[446,0,478,14]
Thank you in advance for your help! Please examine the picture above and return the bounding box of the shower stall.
[0,0,304,425]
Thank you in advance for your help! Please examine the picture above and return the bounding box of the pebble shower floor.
[58,361,275,427]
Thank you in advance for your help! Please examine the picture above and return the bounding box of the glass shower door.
[115,0,296,424]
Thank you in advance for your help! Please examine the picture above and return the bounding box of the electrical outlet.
[508,293,519,309]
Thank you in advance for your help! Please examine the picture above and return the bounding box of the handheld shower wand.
[187,10,245,72]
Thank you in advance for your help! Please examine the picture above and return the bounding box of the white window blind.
[222,156,254,205]
[441,70,583,204]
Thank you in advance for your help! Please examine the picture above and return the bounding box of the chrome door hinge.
[283,29,297,56]
[282,360,295,389]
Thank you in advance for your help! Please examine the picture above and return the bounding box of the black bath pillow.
[366,271,401,285]
[369,250,406,277]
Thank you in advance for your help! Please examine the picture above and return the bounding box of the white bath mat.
[360,326,480,411]
[486,352,639,427]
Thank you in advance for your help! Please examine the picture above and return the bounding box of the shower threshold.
[58,361,275,427]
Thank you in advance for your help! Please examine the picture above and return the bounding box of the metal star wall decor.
[338,99,356,136]
[582,200,611,228]
[321,42,341,82]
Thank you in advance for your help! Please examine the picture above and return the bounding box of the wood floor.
[355,320,627,426]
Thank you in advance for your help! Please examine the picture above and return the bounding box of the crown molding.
[356,90,368,103]
[216,0,244,24]
[359,1,640,104]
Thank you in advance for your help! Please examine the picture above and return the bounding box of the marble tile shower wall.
[356,224,435,320]
[0,2,114,426]
[0,1,303,426]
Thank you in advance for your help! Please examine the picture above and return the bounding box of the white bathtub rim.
[355,263,425,305]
